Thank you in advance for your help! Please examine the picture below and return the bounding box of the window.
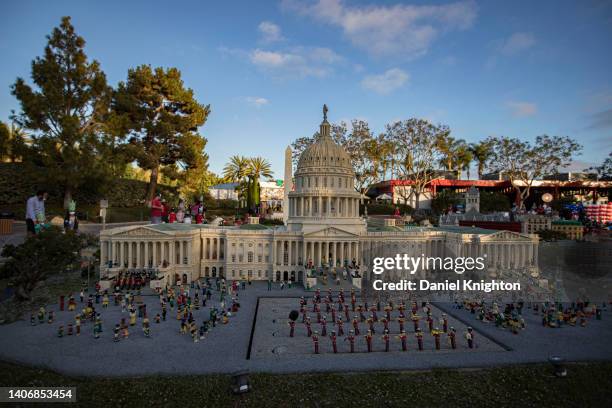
[232,270,236,278]
[265,255,270,262]
[231,255,236,262]
[258,270,262,278]
[239,254,244,262]
[258,255,262,262]
[323,177,327,187]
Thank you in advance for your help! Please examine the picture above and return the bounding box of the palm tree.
[223,155,248,208]
[436,134,460,172]
[469,141,493,179]
[223,155,248,182]
[246,157,273,210]
[455,144,473,179]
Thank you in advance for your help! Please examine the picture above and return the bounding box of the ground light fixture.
[548,356,567,377]
[231,370,251,394]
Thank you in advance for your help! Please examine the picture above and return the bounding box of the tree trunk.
[147,166,159,204]
[63,186,73,210]
[414,192,420,210]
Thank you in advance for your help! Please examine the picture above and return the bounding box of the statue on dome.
[323,104,328,121]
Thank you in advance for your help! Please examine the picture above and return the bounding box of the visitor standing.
[150,194,163,224]
[161,199,169,223]
[25,189,47,236]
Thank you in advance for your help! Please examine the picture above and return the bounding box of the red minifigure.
[352,316,360,335]
[432,328,442,350]
[337,318,344,336]
[398,330,408,351]
[305,318,312,337]
[330,331,338,353]
[346,330,356,353]
[382,332,390,352]
[365,330,373,352]
[312,332,320,354]
[415,328,424,351]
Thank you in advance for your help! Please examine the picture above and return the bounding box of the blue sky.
[2,0,611,178]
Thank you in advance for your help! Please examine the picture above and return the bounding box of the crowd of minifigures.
[457,297,606,332]
[292,288,476,354]
[28,277,245,343]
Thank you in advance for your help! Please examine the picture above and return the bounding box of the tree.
[386,119,447,210]
[486,135,582,208]
[586,152,612,181]
[436,134,470,178]
[0,121,30,162]
[246,157,273,210]
[11,16,111,208]
[223,155,249,182]
[113,65,210,203]
[0,122,8,161]
[0,227,85,301]
[469,141,493,179]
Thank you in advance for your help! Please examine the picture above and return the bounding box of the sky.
[1,0,611,178]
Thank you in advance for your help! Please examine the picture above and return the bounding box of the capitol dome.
[286,105,365,234]
[296,123,353,177]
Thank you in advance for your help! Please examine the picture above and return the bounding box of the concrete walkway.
[0,282,610,377]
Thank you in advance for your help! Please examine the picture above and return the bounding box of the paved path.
[0,282,610,377]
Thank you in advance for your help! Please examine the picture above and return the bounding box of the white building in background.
[209,182,240,200]
[99,107,539,286]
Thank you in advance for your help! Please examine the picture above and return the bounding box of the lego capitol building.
[99,106,539,288]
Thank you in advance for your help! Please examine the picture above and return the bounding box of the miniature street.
[0,276,610,377]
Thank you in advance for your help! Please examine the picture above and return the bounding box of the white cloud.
[249,47,343,78]
[244,96,270,108]
[258,21,284,43]
[361,68,409,95]
[500,32,536,55]
[282,0,477,58]
[506,101,538,117]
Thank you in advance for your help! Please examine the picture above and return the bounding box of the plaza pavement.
[0,281,610,377]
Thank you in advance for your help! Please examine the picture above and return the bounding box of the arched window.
[248,251,254,262]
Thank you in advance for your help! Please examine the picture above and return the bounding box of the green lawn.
[0,361,610,407]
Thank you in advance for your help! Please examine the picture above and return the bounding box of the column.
[332,241,337,267]
[187,241,192,265]
[179,241,184,265]
[100,241,106,266]
[144,241,149,268]
[288,240,292,266]
[217,238,221,260]
[127,241,132,268]
[327,197,331,215]
[302,241,307,265]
